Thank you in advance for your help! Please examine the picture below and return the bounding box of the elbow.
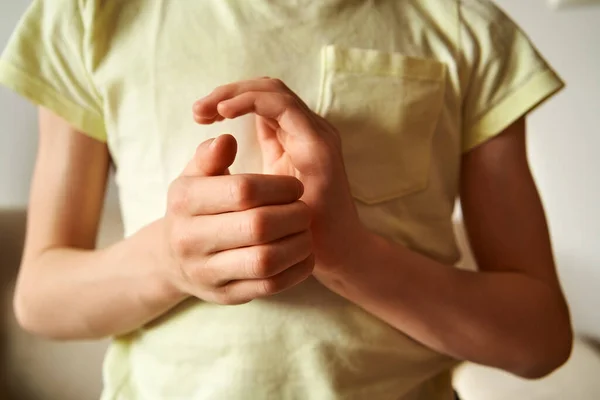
[12,258,64,340]
[515,339,573,380]
[14,275,115,341]
[13,276,36,335]
[513,320,574,380]
[509,286,575,380]
[13,283,55,340]
[14,294,79,341]
[13,278,78,341]
[13,288,48,338]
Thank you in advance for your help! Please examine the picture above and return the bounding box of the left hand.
[193,77,368,273]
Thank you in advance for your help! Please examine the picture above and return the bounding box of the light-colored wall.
[0,0,37,208]
[0,0,119,209]
[494,0,600,338]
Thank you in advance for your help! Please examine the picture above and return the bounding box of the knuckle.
[294,201,312,225]
[258,278,281,297]
[249,247,275,278]
[270,78,286,90]
[213,287,248,306]
[170,236,188,258]
[281,93,297,106]
[167,179,189,214]
[295,200,311,215]
[178,263,197,285]
[170,236,187,258]
[247,209,270,241]
[170,226,193,258]
[298,230,314,251]
[302,254,316,274]
[212,291,236,306]
[192,259,217,286]
[230,176,255,208]
[212,84,230,98]
[211,286,231,305]
[178,260,209,289]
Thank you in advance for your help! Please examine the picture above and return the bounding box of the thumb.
[182,134,237,177]
[256,116,284,171]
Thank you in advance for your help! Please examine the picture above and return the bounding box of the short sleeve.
[459,0,565,152]
[0,0,106,141]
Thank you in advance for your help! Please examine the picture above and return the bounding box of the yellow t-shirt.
[0,1,564,399]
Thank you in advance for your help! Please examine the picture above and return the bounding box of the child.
[0,1,572,399]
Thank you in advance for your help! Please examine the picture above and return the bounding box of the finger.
[202,230,313,285]
[193,112,225,124]
[197,200,311,253]
[194,78,314,121]
[216,254,315,305]
[181,134,237,177]
[170,174,304,215]
[256,116,284,167]
[217,91,318,141]
[193,78,285,119]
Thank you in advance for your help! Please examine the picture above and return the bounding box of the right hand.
[163,134,314,305]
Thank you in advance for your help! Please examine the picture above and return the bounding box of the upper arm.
[458,2,564,287]
[459,1,564,153]
[22,108,109,263]
[0,1,111,260]
[0,0,107,142]
[459,117,559,286]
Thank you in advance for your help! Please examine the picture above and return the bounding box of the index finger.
[173,173,304,215]
[202,90,319,143]
[193,78,314,126]
[193,78,286,121]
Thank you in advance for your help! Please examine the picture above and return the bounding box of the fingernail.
[209,136,219,149]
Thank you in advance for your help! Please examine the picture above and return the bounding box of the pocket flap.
[322,45,446,82]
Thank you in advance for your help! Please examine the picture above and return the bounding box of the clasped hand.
[163,78,367,305]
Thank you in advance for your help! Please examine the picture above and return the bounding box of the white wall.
[0,0,598,332]
[494,0,600,338]
[0,0,37,208]
[0,0,119,209]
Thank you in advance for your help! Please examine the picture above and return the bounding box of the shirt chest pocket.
[317,46,446,205]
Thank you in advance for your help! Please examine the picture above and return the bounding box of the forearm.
[318,233,572,378]
[14,219,187,340]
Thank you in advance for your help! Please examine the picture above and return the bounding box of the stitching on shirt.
[75,0,106,117]
[0,58,104,125]
[467,67,546,128]
[150,0,171,194]
[107,369,132,400]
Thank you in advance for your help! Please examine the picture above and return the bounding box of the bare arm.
[15,108,185,340]
[15,108,313,340]
[317,118,573,379]
[190,81,573,379]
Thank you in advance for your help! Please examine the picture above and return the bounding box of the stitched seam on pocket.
[318,46,445,205]
[315,46,330,115]
[323,45,446,82]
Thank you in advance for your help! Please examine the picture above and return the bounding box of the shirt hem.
[0,60,107,142]
[462,68,565,152]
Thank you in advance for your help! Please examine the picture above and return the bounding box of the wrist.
[144,219,190,304]
[315,226,381,295]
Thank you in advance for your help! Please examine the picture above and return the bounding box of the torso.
[90,1,465,399]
